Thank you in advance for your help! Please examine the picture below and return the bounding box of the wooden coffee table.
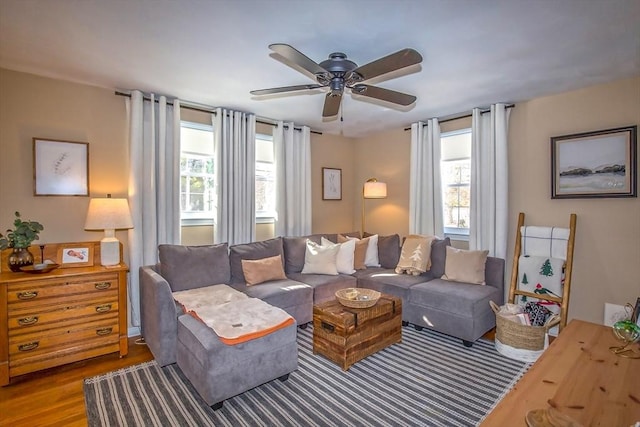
[312,293,402,370]
[481,319,640,426]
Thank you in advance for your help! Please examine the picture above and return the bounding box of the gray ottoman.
[176,314,298,409]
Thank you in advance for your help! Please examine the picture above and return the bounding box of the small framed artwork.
[322,167,342,200]
[551,126,637,199]
[33,138,90,196]
[57,244,94,268]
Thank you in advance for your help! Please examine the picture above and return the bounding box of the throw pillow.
[395,235,437,275]
[376,234,401,269]
[241,255,287,286]
[339,234,370,270]
[441,246,489,285]
[364,234,380,267]
[321,236,356,274]
[301,239,340,275]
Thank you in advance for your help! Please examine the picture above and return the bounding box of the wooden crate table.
[312,293,402,370]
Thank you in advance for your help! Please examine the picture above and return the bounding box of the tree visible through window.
[180,122,215,222]
[441,130,471,235]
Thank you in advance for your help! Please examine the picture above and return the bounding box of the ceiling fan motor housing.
[318,52,363,95]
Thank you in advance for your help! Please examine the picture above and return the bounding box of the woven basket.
[335,288,381,309]
[490,301,560,351]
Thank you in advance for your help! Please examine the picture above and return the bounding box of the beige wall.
[310,132,357,234]
[0,68,129,270]
[2,67,638,326]
[508,76,640,325]
[355,76,640,325]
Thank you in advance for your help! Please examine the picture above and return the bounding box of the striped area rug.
[84,326,530,427]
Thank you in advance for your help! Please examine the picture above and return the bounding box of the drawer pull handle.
[96,327,113,336]
[95,282,112,290]
[18,342,39,352]
[95,304,112,313]
[17,291,38,300]
[18,316,39,326]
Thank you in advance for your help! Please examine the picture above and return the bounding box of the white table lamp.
[84,196,133,266]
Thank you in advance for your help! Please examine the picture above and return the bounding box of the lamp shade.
[363,180,387,199]
[84,198,133,231]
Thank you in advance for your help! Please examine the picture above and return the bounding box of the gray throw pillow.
[283,234,326,274]
[428,237,451,278]
[159,243,230,292]
[229,237,284,283]
[377,234,401,269]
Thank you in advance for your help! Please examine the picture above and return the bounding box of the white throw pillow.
[301,239,339,275]
[321,236,356,274]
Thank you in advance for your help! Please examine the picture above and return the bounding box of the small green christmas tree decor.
[540,259,554,277]
[522,273,529,285]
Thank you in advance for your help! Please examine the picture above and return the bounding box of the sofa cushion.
[301,240,339,275]
[159,243,230,292]
[283,234,333,274]
[239,278,313,311]
[441,246,489,285]
[409,278,501,317]
[288,272,357,304]
[241,255,287,286]
[376,234,401,269]
[355,267,431,300]
[229,238,284,284]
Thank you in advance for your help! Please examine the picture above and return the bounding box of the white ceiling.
[1,0,639,137]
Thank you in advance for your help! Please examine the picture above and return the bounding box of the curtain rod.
[403,104,515,131]
[114,91,322,135]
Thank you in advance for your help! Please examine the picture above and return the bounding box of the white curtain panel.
[213,108,256,245]
[469,103,510,259]
[409,119,444,236]
[126,91,181,329]
[273,121,312,237]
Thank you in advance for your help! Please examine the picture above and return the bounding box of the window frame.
[255,133,276,223]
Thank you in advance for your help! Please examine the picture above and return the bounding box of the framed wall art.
[551,126,637,199]
[57,244,94,268]
[322,167,342,200]
[33,138,89,196]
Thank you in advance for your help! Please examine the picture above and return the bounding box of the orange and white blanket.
[172,284,294,345]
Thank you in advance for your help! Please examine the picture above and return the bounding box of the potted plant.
[0,211,44,272]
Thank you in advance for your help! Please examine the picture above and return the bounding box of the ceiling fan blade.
[251,84,324,95]
[352,84,417,106]
[269,43,330,77]
[351,48,422,82]
[322,93,342,117]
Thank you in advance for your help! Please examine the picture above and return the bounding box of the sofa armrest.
[139,265,179,366]
[484,256,505,304]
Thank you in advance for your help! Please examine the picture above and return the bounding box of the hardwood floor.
[0,337,153,427]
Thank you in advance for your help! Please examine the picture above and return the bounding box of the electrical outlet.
[604,303,630,326]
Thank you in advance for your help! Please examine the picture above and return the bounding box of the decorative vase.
[8,247,34,272]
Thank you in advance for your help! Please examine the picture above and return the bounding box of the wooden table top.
[481,319,640,426]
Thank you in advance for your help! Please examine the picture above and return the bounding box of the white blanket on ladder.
[517,255,564,315]
[520,226,569,260]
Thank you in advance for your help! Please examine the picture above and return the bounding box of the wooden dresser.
[0,242,128,386]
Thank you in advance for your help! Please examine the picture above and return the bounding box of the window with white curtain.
[441,129,471,238]
[180,122,216,225]
[255,134,276,222]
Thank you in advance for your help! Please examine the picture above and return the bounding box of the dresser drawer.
[9,317,120,361]
[7,273,119,309]
[8,297,119,336]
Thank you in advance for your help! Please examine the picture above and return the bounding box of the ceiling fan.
[250,44,423,118]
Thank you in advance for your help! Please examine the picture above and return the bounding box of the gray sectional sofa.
[139,233,504,367]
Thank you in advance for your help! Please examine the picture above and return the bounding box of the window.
[180,122,215,224]
[441,129,471,237]
[255,134,276,221]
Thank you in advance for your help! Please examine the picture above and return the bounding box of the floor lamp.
[361,178,387,236]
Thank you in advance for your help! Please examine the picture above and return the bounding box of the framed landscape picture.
[551,126,637,199]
